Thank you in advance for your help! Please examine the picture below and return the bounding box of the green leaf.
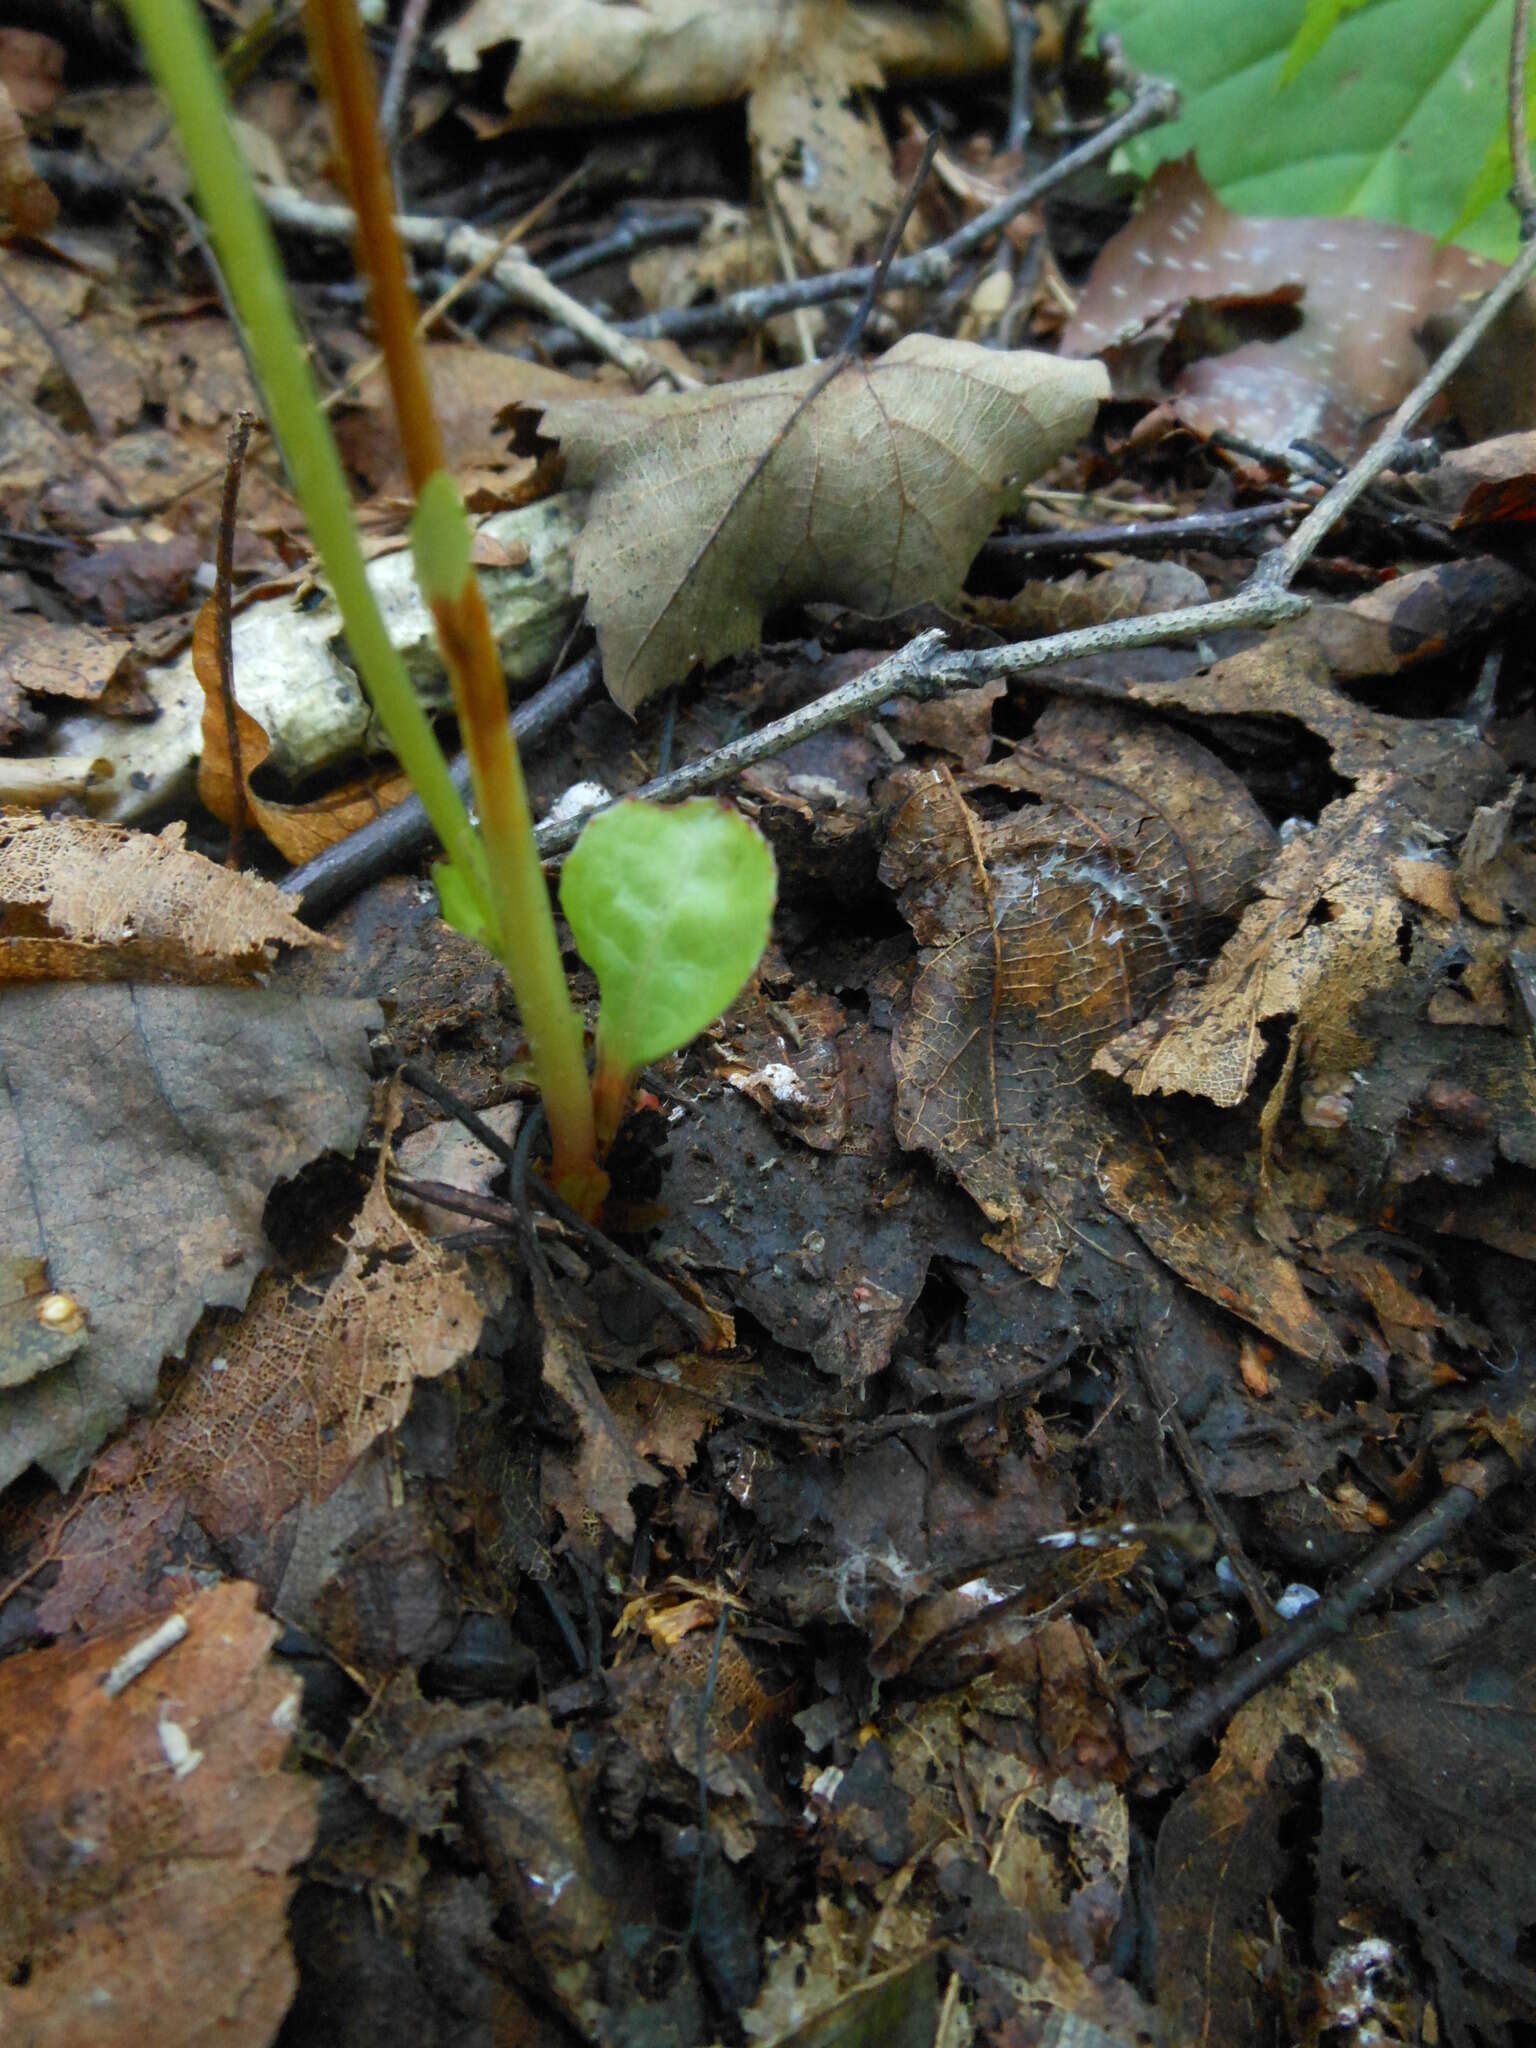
[560,799,776,1075]
[1277,0,1374,84]
[433,854,495,948]
[411,468,473,604]
[1089,0,1518,258]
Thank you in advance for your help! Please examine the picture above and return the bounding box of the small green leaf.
[560,798,776,1076]
[433,853,495,947]
[411,468,474,604]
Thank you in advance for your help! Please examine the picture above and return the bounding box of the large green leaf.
[560,797,776,1077]
[1089,0,1517,257]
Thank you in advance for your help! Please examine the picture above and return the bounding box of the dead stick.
[1513,0,1535,237]
[544,76,1178,352]
[1129,1450,1515,1760]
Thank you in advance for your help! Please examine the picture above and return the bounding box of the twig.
[978,499,1308,565]
[1513,0,1535,238]
[688,1604,731,1950]
[837,129,941,355]
[1133,1321,1278,1635]
[1251,228,1536,593]
[1005,0,1039,154]
[283,653,601,919]
[543,206,710,284]
[531,587,1308,856]
[539,77,1179,355]
[1129,1451,1516,1760]
[258,181,696,390]
[378,0,431,148]
[212,411,255,868]
[102,1612,189,1697]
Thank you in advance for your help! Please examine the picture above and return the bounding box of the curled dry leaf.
[0,814,330,983]
[193,597,413,863]
[0,1579,317,2048]
[1061,157,1501,456]
[543,335,1108,711]
[0,70,54,237]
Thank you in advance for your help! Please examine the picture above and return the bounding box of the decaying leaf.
[881,702,1275,1270]
[0,1253,86,1392]
[0,70,55,237]
[0,1579,317,2048]
[543,335,1108,710]
[1061,156,1501,454]
[0,814,330,983]
[0,982,379,1487]
[1156,1571,1536,2048]
[747,4,896,277]
[142,1136,487,1543]
[437,0,1010,128]
[538,1275,664,1542]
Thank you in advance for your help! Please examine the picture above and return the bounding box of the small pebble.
[1214,1554,1241,1593]
[1276,1583,1320,1620]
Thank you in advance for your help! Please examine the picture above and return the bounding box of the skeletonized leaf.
[542,334,1108,711]
[0,814,331,983]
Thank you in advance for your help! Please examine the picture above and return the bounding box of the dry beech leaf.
[0,813,331,983]
[192,598,412,863]
[0,1579,317,2048]
[1061,156,1501,456]
[543,335,1108,710]
[881,702,1275,1273]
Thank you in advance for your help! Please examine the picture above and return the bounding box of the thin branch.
[1514,0,1536,238]
[378,0,431,148]
[283,652,602,920]
[979,498,1309,565]
[540,77,1179,355]
[1129,1452,1515,1761]
[258,181,697,390]
[1005,1,1039,155]
[532,586,1307,857]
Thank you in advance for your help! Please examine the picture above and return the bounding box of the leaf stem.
[302,0,599,1202]
[121,0,486,919]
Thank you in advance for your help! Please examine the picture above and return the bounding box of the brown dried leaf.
[543,335,1107,709]
[438,0,1009,126]
[0,814,330,984]
[0,1579,317,2048]
[146,1145,486,1542]
[1061,156,1501,456]
[0,28,64,119]
[1093,660,1509,1112]
[0,72,54,237]
[0,982,379,1487]
[881,703,1275,1267]
[192,598,413,863]
[538,1287,663,1542]
[747,4,895,276]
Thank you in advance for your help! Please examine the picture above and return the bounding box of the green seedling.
[561,800,778,1147]
[125,0,776,1215]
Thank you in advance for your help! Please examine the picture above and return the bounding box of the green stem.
[122,0,488,927]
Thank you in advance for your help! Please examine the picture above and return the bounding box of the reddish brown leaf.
[1061,156,1501,456]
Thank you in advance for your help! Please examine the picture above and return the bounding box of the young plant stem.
[302,0,600,1206]
[121,0,485,913]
